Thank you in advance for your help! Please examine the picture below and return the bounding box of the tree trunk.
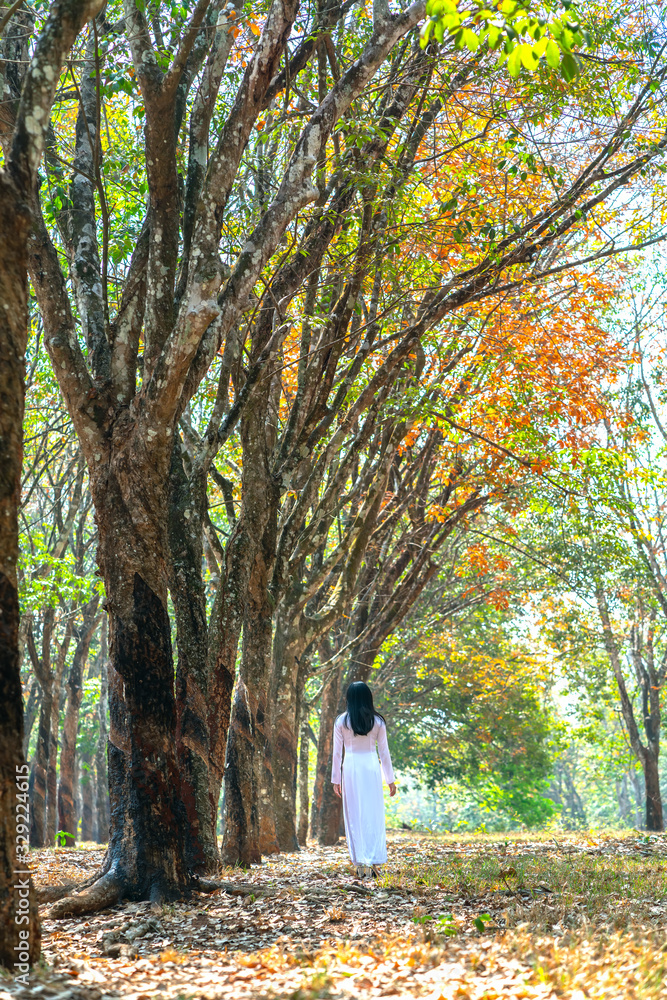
[297,710,310,846]
[206,521,246,837]
[615,774,634,827]
[0,170,41,968]
[58,602,98,845]
[269,608,308,852]
[221,390,279,865]
[642,749,663,831]
[57,670,84,847]
[311,664,344,845]
[29,679,52,848]
[168,450,217,871]
[222,534,278,863]
[46,642,70,848]
[80,747,95,842]
[22,677,41,760]
[102,565,188,901]
[52,454,192,913]
[596,587,664,832]
[95,651,109,844]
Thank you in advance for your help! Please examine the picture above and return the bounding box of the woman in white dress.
[331,682,397,878]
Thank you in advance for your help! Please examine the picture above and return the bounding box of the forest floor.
[3,830,667,999]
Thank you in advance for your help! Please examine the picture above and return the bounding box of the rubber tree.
[0,0,104,968]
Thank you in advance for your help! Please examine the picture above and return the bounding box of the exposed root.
[36,868,104,904]
[48,874,121,919]
[37,882,82,904]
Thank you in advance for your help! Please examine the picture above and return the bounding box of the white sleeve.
[331,719,343,784]
[377,721,395,784]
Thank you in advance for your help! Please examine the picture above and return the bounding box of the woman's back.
[335,713,382,750]
[333,713,394,781]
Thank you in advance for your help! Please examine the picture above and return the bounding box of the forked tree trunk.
[0,170,41,968]
[596,587,664,832]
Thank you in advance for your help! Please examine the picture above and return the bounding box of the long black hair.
[344,681,385,736]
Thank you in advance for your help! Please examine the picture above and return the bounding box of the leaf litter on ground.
[2,830,667,999]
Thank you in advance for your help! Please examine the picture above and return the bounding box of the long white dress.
[331,713,395,865]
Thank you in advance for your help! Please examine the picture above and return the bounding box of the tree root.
[48,874,121,918]
[37,882,83,904]
[47,874,373,918]
[37,869,106,904]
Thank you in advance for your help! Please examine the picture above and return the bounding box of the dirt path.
[2,831,667,999]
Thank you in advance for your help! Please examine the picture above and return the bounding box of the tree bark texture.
[168,450,217,871]
[269,609,309,852]
[221,398,280,863]
[0,169,40,969]
[95,647,110,844]
[47,429,193,909]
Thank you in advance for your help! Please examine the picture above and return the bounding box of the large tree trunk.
[311,664,344,845]
[168,450,217,871]
[221,401,279,863]
[222,536,278,863]
[0,170,41,969]
[49,454,193,915]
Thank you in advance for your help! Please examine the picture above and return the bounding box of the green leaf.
[545,39,561,69]
[507,46,522,77]
[519,43,539,70]
[462,28,479,51]
[560,52,579,81]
